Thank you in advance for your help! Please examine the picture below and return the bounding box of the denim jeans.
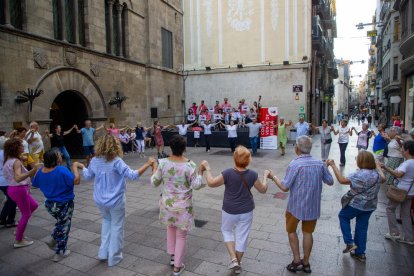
[250,136,258,154]
[338,143,348,165]
[338,205,373,255]
[58,146,71,169]
[98,199,126,266]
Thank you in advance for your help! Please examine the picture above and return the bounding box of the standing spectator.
[201,146,268,274]
[372,124,389,162]
[367,113,373,127]
[44,124,77,170]
[392,115,402,127]
[75,120,104,167]
[199,100,207,114]
[243,118,262,156]
[351,123,374,151]
[3,138,40,248]
[201,120,218,152]
[384,127,404,185]
[190,102,198,116]
[0,136,17,228]
[25,121,45,163]
[294,117,310,138]
[187,108,196,124]
[378,111,388,127]
[82,134,155,266]
[273,117,292,156]
[32,148,84,262]
[382,140,414,245]
[221,98,232,114]
[318,119,334,161]
[214,100,221,114]
[151,135,205,276]
[220,121,239,152]
[327,151,385,262]
[337,113,343,126]
[268,136,334,273]
[332,120,352,166]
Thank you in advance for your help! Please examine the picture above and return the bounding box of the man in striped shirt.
[268,135,333,273]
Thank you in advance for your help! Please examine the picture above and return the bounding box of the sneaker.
[342,244,358,253]
[52,249,71,262]
[397,238,414,245]
[14,239,34,248]
[172,264,185,276]
[350,252,366,263]
[384,233,400,240]
[170,255,175,266]
[45,238,56,251]
[228,258,240,270]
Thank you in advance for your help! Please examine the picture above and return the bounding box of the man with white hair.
[267,135,334,273]
[25,121,44,163]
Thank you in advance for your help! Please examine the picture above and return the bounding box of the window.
[393,56,399,81]
[162,28,173,69]
[52,0,85,45]
[167,95,171,109]
[0,0,24,29]
[393,17,400,42]
[105,1,128,57]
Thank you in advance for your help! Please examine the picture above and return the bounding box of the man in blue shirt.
[294,117,310,137]
[76,120,104,166]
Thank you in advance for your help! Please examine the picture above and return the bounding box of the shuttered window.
[162,28,173,69]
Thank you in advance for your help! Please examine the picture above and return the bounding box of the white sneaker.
[228,259,240,270]
[13,239,34,248]
[52,249,71,262]
[397,238,414,245]
[172,264,185,276]
[384,233,400,240]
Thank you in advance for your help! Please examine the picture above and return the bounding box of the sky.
[334,0,378,84]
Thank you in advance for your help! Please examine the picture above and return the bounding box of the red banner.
[260,107,278,149]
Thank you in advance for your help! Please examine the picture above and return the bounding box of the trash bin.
[289,129,297,145]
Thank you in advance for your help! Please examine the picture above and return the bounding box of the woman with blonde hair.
[201,146,269,274]
[82,134,156,266]
[151,135,204,276]
[327,151,385,262]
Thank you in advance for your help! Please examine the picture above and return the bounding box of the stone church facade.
[0,0,184,145]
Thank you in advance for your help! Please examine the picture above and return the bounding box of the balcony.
[400,31,414,58]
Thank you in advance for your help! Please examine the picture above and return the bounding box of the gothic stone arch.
[30,66,107,122]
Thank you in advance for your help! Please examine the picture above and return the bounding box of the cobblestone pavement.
[1,122,413,276]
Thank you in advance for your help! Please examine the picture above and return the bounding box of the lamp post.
[109,91,127,110]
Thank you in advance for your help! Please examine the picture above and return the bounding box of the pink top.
[393,120,402,127]
[3,158,31,186]
[108,128,120,137]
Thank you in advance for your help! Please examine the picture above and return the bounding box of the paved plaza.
[0,122,413,276]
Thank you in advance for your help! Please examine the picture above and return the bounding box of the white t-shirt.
[22,139,29,154]
[226,125,238,138]
[396,159,414,196]
[387,139,403,158]
[338,126,350,143]
[26,131,44,154]
[177,124,189,136]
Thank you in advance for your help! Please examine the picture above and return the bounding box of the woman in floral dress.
[151,135,204,276]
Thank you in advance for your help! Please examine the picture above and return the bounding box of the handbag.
[386,180,414,203]
[321,127,332,144]
[324,138,332,144]
[341,175,379,209]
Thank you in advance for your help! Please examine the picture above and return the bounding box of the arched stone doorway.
[50,91,88,157]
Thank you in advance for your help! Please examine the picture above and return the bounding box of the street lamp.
[356,22,383,30]
[15,88,43,112]
[109,91,127,110]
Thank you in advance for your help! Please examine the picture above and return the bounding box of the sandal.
[286,260,303,273]
[301,260,312,274]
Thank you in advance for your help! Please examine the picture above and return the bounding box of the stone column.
[116,3,123,57]
[107,0,114,54]
[73,0,79,44]
[4,0,12,27]
[58,0,66,41]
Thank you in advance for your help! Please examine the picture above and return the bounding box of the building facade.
[395,0,414,131]
[333,59,350,118]
[0,0,184,155]
[182,0,313,121]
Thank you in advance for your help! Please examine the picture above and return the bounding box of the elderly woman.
[32,148,84,262]
[384,127,404,185]
[201,146,269,274]
[3,138,40,248]
[82,134,155,266]
[382,140,414,245]
[351,123,374,151]
[273,117,292,156]
[327,151,385,263]
[318,119,334,161]
[151,135,205,276]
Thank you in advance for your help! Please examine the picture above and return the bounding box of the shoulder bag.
[235,168,253,198]
[341,175,378,209]
[321,127,332,144]
[386,180,414,203]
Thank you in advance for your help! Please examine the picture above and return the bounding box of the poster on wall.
[259,107,278,150]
